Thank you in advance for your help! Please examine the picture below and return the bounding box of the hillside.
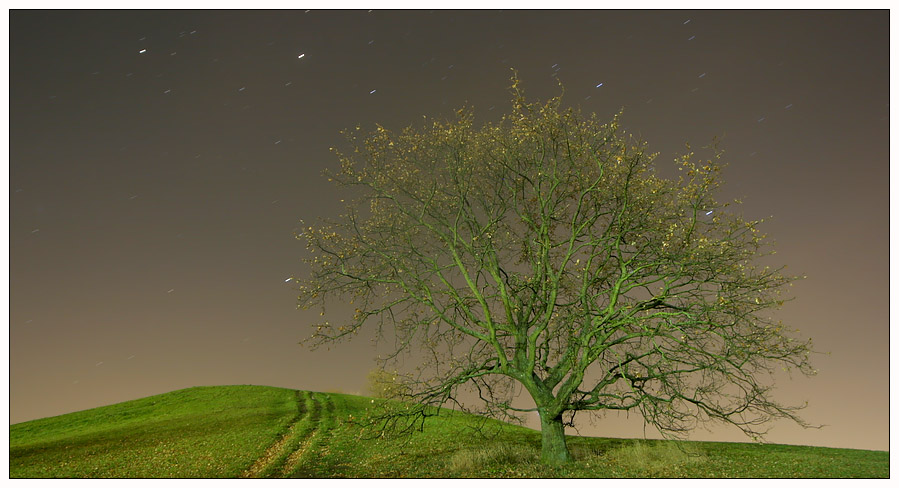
[9,385,889,478]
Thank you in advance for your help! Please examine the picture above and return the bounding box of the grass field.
[9,385,889,478]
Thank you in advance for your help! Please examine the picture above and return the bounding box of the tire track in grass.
[279,392,322,477]
[310,394,341,474]
[284,393,336,478]
[259,392,320,478]
[239,390,308,478]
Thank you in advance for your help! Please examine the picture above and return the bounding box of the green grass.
[10,385,889,478]
[9,385,298,478]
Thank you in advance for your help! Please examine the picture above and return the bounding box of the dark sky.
[9,10,889,451]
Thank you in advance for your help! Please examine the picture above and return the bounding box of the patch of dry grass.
[448,443,540,475]
[596,439,707,476]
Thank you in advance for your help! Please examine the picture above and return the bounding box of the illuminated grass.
[10,386,889,478]
[10,385,297,478]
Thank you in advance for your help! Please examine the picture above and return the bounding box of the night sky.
[9,10,889,451]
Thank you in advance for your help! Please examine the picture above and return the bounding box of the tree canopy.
[295,73,815,464]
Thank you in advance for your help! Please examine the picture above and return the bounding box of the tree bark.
[538,410,573,464]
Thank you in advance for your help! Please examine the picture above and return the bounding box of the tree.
[295,73,816,464]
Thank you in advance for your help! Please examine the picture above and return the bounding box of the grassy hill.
[10,385,888,478]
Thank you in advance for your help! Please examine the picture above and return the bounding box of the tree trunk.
[538,410,573,464]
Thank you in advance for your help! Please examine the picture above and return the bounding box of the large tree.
[295,74,815,464]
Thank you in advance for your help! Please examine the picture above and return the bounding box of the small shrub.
[366,368,410,399]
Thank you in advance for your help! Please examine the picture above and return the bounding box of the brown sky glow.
[9,9,889,451]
